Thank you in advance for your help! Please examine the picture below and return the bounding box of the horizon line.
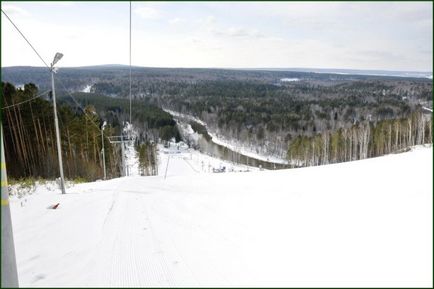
[1,64,432,74]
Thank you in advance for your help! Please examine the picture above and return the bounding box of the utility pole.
[51,52,66,194]
[101,121,107,180]
[1,125,19,288]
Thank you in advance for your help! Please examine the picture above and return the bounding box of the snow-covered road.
[9,146,433,287]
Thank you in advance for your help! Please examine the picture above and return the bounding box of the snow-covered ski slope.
[9,146,433,287]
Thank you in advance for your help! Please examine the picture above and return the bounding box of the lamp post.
[101,121,107,180]
[51,52,66,194]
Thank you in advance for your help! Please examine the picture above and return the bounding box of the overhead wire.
[2,90,51,110]
[1,8,106,135]
[56,80,105,132]
[129,1,132,125]
[1,9,50,69]
[2,5,139,179]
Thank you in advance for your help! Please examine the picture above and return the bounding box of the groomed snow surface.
[9,146,433,287]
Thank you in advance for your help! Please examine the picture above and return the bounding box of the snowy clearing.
[280,78,300,82]
[81,85,92,93]
[9,146,433,287]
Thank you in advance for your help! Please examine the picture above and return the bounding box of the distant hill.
[246,67,433,79]
[2,65,431,93]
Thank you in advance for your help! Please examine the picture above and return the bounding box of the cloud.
[134,6,160,20]
[1,2,431,71]
[419,49,432,55]
[1,4,30,17]
[358,50,407,62]
[198,15,216,26]
[212,27,265,39]
[55,2,74,6]
[168,17,182,25]
[37,2,74,7]
[205,15,216,24]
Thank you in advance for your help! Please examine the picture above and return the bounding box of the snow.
[81,85,92,93]
[422,106,433,113]
[280,78,300,82]
[207,131,289,164]
[163,108,207,127]
[124,140,139,176]
[120,122,254,178]
[176,121,200,145]
[123,123,140,176]
[158,142,258,178]
[8,145,433,287]
[164,108,289,165]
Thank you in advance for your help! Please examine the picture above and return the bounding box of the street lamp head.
[102,121,107,130]
[52,52,63,67]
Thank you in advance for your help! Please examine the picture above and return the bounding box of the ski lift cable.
[2,8,108,137]
[2,90,51,110]
[1,9,50,69]
[56,80,110,135]
[129,1,132,125]
[3,5,133,180]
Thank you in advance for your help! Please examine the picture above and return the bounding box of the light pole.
[51,52,66,194]
[101,121,107,180]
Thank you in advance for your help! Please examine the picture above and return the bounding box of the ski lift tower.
[108,133,132,177]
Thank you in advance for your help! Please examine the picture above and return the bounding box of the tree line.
[61,93,182,177]
[2,82,121,181]
[3,66,431,162]
[288,111,432,167]
[2,83,177,181]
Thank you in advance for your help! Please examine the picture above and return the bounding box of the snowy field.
[8,146,433,287]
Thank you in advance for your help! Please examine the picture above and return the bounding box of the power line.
[1,9,107,142]
[56,80,107,134]
[2,90,50,110]
[1,8,105,136]
[2,5,128,181]
[1,9,50,69]
[2,6,125,147]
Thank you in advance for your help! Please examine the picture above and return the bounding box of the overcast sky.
[1,1,432,71]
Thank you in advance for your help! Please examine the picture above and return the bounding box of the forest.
[2,82,117,180]
[60,92,181,143]
[157,77,431,159]
[288,111,432,167]
[2,66,432,167]
[1,82,180,181]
